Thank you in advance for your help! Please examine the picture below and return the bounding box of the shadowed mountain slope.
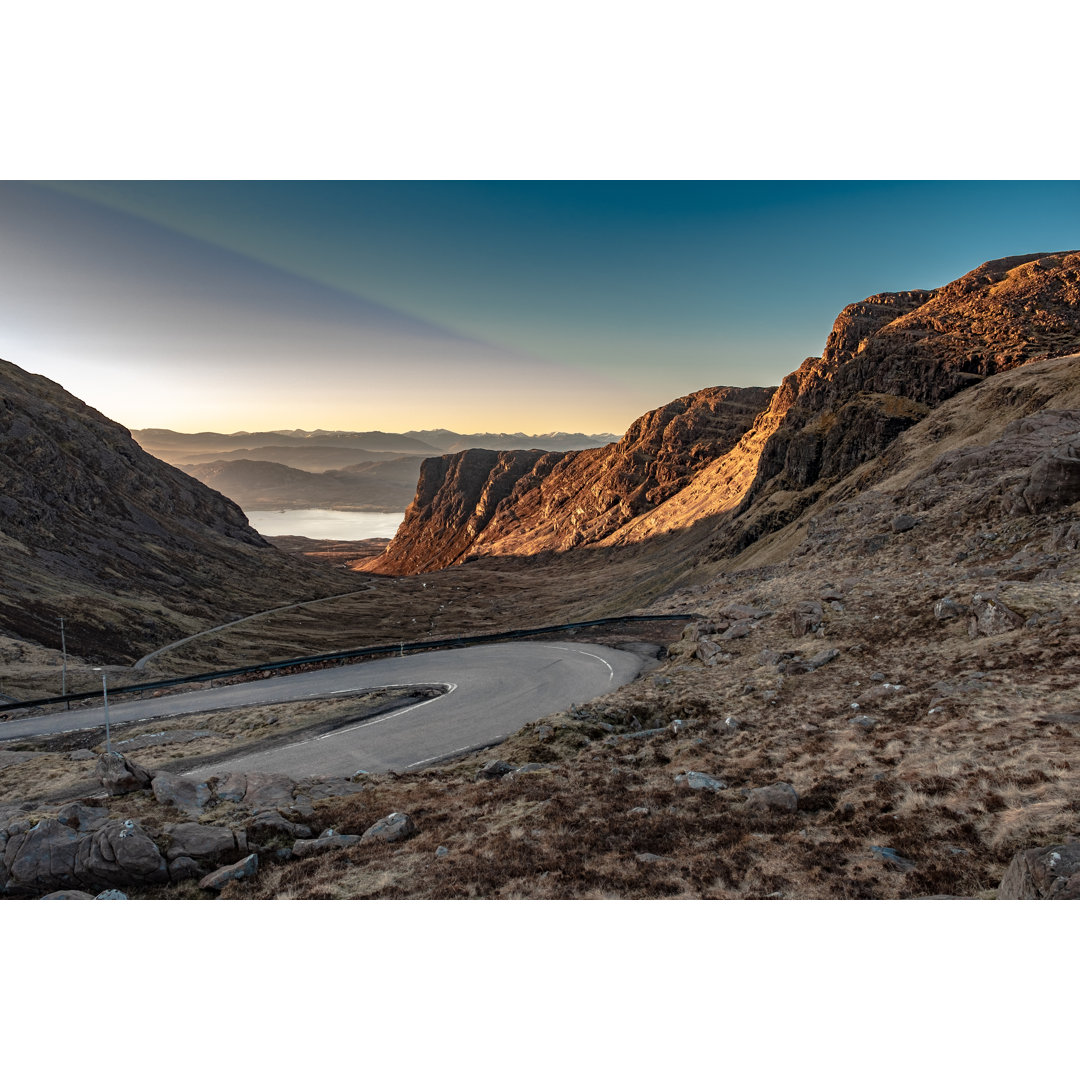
[0,360,352,663]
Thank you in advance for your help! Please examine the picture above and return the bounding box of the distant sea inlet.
[246,509,406,541]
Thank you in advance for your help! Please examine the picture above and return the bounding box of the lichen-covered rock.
[292,833,362,856]
[1020,450,1080,513]
[675,771,726,793]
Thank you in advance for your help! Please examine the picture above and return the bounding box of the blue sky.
[2,180,1078,434]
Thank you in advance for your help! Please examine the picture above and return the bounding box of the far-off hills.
[133,427,618,513]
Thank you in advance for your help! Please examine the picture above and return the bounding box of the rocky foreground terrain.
[1,252,1078,899]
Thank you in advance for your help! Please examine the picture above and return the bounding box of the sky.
[1,180,1079,436]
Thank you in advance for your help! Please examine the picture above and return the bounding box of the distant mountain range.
[132,427,619,513]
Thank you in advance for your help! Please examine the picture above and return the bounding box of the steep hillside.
[376,252,1080,573]
[375,386,773,573]
[0,360,352,663]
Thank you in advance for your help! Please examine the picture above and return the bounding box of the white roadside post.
[93,667,112,753]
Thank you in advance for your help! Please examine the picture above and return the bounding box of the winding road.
[1,642,644,778]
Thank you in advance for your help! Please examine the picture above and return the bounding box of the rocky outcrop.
[0,358,349,662]
[376,386,773,572]
[373,253,1080,574]
[999,842,1080,899]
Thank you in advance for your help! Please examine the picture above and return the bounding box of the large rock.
[162,822,246,864]
[152,773,212,815]
[75,820,169,889]
[361,812,418,844]
[95,752,153,795]
[4,818,83,893]
[199,853,258,892]
[999,842,1080,899]
[41,890,95,899]
[476,760,514,781]
[244,810,314,846]
[968,593,1024,638]
[745,782,799,813]
[56,802,110,833]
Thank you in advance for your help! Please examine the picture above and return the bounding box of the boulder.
[476,760,514,781]
[95,752,152,795]
[721,604,771,620]
[94,890,128,900]
[4,818,83,894]
[746,782,799,813]
[791,601,824,637]
[152,773,212,816]
[41,890,95,900]
[292,832,362,856]
[695,638,721,662]
[361,812,417,844]
[162,822,246,864]
[934,597,966,620]
[675,771,726,793]
[75,820,169,889]
[998,841,1080,899]
[968,593,1024,638]
[199,854,258,892]
[720,620,754,641]
[892,513,918,533]
[213,773,249,803]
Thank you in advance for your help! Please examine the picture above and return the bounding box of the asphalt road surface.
[1,642,643,778]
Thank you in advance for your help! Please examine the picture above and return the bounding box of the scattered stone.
[362,812,417,844]
[998,841,1080,899]
[435,845,449,858]
[652,675,672,688]
[68,749,96,762]
[968,593,1024,638]
[95,752,153,795]
[476,760,514,781]
[636,853,667,863]
[723,717,740,732]
[695,637,721,661]
[720,620,754,641]
[535,724,554,741]
[292,833,362,856]
[871,846,915,871]
[675,771,726,793]
[199,854,258,892]
[514,763,549,774]
[41,890,94,900]
[152,774,212,816]
[892,513,918,533]
[933,597,966,620]
[94,889,127,900]
[850,715,877,730]
[745,782,799,813]
[791,601,824,637]
[628,806,650,815]
[779,648,839,675]
[870,671,885,682]
[820,587,844,602]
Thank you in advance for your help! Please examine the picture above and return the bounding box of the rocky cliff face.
[0,359,348,662]
[376,386,773,573]
[375,252,1080,574]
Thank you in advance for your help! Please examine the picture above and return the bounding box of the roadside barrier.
[3,613,702,713]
